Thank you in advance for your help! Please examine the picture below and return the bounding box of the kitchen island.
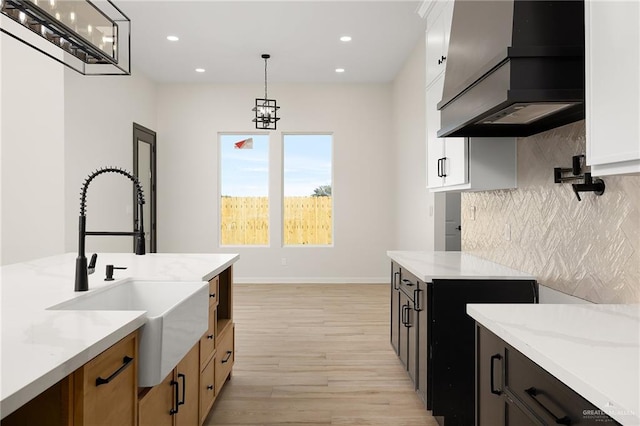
[0,252,238,421]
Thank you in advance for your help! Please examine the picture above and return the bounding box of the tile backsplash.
[462,121,640,303]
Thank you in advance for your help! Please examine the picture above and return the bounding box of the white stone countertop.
[467,304,640,426]
[0,252,239,419]
[387,251,535,281]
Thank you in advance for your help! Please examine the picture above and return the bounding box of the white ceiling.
[119,1,427,83]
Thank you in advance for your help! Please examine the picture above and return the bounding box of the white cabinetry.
[585,0,640,176]
[424,0,517,192]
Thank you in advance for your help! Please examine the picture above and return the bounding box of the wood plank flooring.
[204,284,438,426]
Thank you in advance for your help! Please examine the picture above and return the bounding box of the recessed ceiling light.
[195,68,205,73]
[166,35,179,42]
[335,68,345,73]
[340,36,352,42]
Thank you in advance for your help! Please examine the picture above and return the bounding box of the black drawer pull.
[524,387,572,425]
[402,278,415,287]
[221,350,233,363]
[490,354,502,395]
[413,288,422,311]
[401,305,408,326]
[207,334,214,340]
[393,271,400,290]
[170,380,179,414]
[210,293,216,298]
[178,373,186,406]
[95,356,134,387]
[207,384,214,390]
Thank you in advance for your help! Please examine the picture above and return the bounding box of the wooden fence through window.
[220,196,332,245]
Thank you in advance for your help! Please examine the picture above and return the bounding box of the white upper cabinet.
[425,0,454,89]
[585,0,640,176]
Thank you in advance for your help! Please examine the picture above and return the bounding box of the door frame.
[133,123,157,253]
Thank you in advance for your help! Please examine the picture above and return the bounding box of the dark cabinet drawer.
[506,347,618,425]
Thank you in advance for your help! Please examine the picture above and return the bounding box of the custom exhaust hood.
[437,0,585,137]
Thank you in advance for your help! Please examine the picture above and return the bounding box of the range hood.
[437,0,585,137]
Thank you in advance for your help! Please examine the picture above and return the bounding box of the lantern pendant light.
[252,54,280,130]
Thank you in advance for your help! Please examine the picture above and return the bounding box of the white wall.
[391,36,436,251]
[0,34,65,265]
[156,83,394,283]
[63,69,157,255]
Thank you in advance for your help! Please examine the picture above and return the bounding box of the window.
[283,134,333,245]
[219,134,269,245]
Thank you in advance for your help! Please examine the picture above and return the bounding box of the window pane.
[219,134,269,246]
[283,134,333,245]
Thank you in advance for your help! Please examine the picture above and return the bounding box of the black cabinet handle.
[490,354,502,395]
[207,384,214,390]
[401,305,408,326]
[210,293,216,298]
[169,380,179,414]
[441,157,448,177]
[403,304,413,328]
[437,158,443,177]
[221,350,233,364]
[207,334,214,340]
[413,288,422,311]
[95,356,133,387]
[393,271,400,290]
[402,278,415,287]
[177,373,186,406]
[525,387,572,425]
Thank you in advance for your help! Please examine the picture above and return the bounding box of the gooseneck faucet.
[75,167,146,292]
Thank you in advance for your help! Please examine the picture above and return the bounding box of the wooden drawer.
[73,332,138,426]
[214,324,234,395]
[199,305,217,371]
[199,354,216,425]
[208,276,219,308]
[506,346,618,425]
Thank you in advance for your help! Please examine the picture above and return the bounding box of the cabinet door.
[175,342,200,426]
[390,262,401,355]
[138,372,175,426]
[586,0,640,174]
[199,355,216,425]
[425,7,447,88]
[427,78,445,188]
[73,333,137,426]
[398,292,410,370]
[442,137,468,187]
[477,325,505,426]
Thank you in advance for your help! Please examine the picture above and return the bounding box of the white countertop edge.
[200,254,239,282]
[387,251,535,282]
[467,305,640,426]
[1,313,147,419]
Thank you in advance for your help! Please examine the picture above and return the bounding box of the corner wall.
[0,34,65,265]
[391,35,436,251]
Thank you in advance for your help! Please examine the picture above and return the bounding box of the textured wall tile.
[462,121,640,303]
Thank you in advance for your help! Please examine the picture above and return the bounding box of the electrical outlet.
[503,224,511,241]
[281,257,287,266]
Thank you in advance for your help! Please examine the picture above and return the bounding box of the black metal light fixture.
[0,0,131,75]
[252,53,280,130]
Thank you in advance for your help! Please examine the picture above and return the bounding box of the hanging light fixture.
[252,54,280,130]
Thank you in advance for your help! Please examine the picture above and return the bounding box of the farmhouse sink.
[48,278,209,387]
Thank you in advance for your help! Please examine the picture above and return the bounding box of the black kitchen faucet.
[74,167,145,292]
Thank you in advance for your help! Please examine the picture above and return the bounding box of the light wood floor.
[204,284,438,426]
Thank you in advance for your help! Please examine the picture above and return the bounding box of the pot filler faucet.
[75,167,146,292]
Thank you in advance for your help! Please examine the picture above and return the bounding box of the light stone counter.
[0,252,239,419]
[468,303,640,425]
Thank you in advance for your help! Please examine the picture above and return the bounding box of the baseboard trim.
[234,277,388,284]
